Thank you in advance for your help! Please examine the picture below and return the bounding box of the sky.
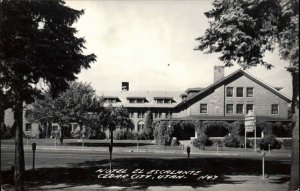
[65,0,292,98]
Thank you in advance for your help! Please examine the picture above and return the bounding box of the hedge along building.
[3,66,292,138]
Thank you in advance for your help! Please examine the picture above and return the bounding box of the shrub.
[136,131,149,140]
[223,134,244,148]
[71,129,83,139]
[50,131,60,139]
[90,131,106,139]
[192,134,212,150]
[259,134,282,150]
[279,138,292,149]
[113,129,137,140]
[1,125,15,139]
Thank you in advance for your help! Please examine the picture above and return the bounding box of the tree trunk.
[109,128,113,171]
[59,124,64,144]
[14,101,25,191]
[0,108,4,129]
[289,71,299,191]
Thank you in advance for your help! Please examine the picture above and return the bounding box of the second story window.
[271,104,279,114]
[200,104,208,114]
[236,104,244,114]
[236,87,243,97]
[226,104,234,114]
[25,123,32,131]
[246,87,254,97]
[226,87,233,97]
[246,104,254,114]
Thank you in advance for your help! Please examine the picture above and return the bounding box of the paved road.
[1,146,291,171]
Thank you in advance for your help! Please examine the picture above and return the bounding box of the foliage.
[223,134,245,148]
[98,106,133,133]
[113,129,136,140]
[0,124,15,139]
[144,110,153,139]
[28,82,102,143]
[279,138,293,149]
[0,0,97,188]
[259,134,282,150]
[196,0,298,71]
[256,121,274,135]
[153,121,174,145]
[227,121,244,136]
[203,121,229,137]
[192,134,213,150]
[273,122,293,137]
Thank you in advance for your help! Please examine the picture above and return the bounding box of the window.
[226,104,234,114]
[25,109,32,117]
[137,99,144,103]
[166,112,172,118]
[236,87,244,97]
[138,111,145,118]
[158,112,162,118]
[246,87,254,97]
[137,121,145,132]
[226,87,234,97]
[164,99,171,104]
[52,125,59,131]
[25,123,32,131]
[236,104,244,114]
[129,111,134,118]
[157,99,163,104]
[271,104,279,114]
[200,104,208,114]
[246,104,254,114]
[129,99,135,103]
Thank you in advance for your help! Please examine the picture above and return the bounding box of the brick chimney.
[214,66,225,82]
[122,82,129,91]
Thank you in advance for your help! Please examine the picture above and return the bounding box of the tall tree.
[27,82,102,143]
[195,0,298,190]
[0,1,96,190]
[98,106,133,170]
[144,110,153,139]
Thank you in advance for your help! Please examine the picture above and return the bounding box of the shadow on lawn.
[1,157,290,190]
[65,142,155,147]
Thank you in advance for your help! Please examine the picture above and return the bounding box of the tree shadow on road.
[1,157,290,190]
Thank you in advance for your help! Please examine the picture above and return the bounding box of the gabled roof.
[175,69,292,109]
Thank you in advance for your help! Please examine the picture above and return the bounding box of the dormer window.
[103,97,121,103]
[153,97,175,104]
[127,97,148,104]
